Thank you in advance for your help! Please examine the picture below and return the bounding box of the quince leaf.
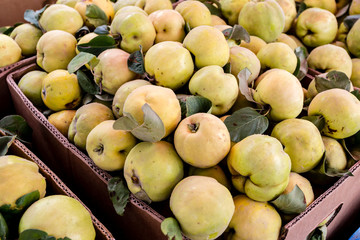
[178,95,212,118]
[0,212,8,240]
[113,113,139,131]
[222,25,250,43]
[19,229,65,240]
[0,135,16,156]
[75,26,90,39]
[271,185,307,215]
[315,71,351,93]
[107,177,130,216]
[77,69,100,95]
[77,35,116,56]
[343,14,360,31]
[301,115,325,132]
[67,52,97,74]
[351,89,360,101]
[307,225,327,240]
[223,63,231,74]
[24,5,48,29]
[127,46,145,75]
[203,2,222,17]
[15,190,40,211]
[238,68,256,103]
[1,23,23,36]
[94,25,110,35]
[85,4,108,27]
[0,115,32,143]
[293,47,308,81]
[161,217,183,240]
[335,3,350,18]
[94,93,113,102]
[296,2,307,18]
[340,139,360,161]
[184,22,191,34]
[224,107,269,143]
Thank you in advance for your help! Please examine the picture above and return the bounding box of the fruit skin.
[18,70,47,107]
[284,172,314,206]
[122,85,181,138]
[75,0,114,28]
[227,195,282,240]
[0,155,46,208]
[93,48,137,95]
[271,118,325,173]
[68,103,114,150]
[56,0,78,8]
[304,0,337,13]
[229,46,261,83]
[188,65,238,115]
[349,0,360,15]
[276,33,297,50]
[170,176,235,240]
[110,11,156,53]
[148,9,185,43]
[238,0,285,43]
[76,32,98,54]
[41,70,82,111]
[112,79,151,118]
[347,19,360,58]
[351,59,360,88]
[227,134,291,202]
[253,69,304,122]
[36,30,77,72]
[175,1,211,29]
[115,5,148,17]
[10,23,43,56]
[188,165,231,190]
[144,41,194,90]
[124,141,184,202]
[276,0,296,32]
[210,15,227,26]
[257,42,298,73]
[308,88,360,139]
[48,110,76,137]
[219,0,249,25]
[39,4,83,35]
[136,0,173,15]
[307,44,352,78]
[0,34,22,67]
[337,22,349,43]
[295,8,337,47]
[86,120,137,171]
[322,136,347,170]
[19,195,95,240]
[239,35,267,54]
[183,26,230,68]
[174,113,231,168]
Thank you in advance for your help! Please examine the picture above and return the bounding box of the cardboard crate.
[0,130,115,240]
[5,61,360,240]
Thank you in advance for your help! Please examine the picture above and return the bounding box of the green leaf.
[161,217,183,240]
[301,115,325,132]
[0,212,8,240]
[127,46,145,75]
[184,22,191,34]
[315,71,351,93]
[341,139,360,161]
[238,68,256,103]
[19,229,55,240]
[296,2,307,18]
[75,26,90,39]
[68,52,97,74]
[94,93,113,102]
[77,69,100,95]
[307,225,327,240]
[0,115,32,143]
[15,190,40,210]
[94,25,110,35]
[271,185,307,215]
[107,177,130,216]
[203,2,222,17]
[222,25,250,43]
[24,5,48,29]
[223,62,231,74]
[115,104,166,142]
[224,107,269,143]
[0,135,16,156]
[343,14,360,30]
[1,23,23,36]
[351,89,360,101]
[134,189,152,204]
[77,35,116,56]
[82,93,94,105]
[293,47,308,81]
[178,96,212,118]
[335,3,350,18]
[85,4,108,27]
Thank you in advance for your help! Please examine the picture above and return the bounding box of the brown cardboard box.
[0,130,115,240]
[5,60,360,239]
[0,0,56,26]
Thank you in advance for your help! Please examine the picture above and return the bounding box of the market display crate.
[5,60,360,240]
[0,130,115,240]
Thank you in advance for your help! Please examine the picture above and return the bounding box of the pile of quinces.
[1,0,360,239]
